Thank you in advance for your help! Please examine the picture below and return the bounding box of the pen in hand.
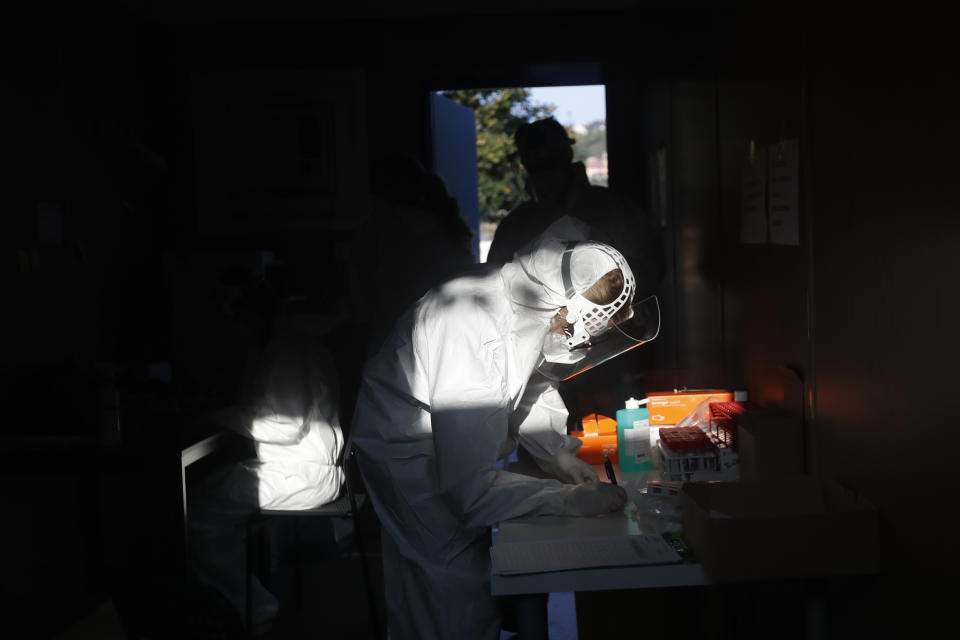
[603,453,618,485]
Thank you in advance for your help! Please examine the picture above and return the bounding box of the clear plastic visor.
[536,295,661,382]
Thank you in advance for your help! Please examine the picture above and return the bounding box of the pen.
[603,453,618,485]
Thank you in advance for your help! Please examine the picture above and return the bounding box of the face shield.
[536,241,660,381]
[538,295,660,381]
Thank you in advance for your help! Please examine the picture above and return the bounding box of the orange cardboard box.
[570,413,618,464]
[646,389,734,425]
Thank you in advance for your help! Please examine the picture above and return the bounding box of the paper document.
[491,534,682,575]
[768,138,800,246]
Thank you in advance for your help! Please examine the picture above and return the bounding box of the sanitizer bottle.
[616,397,652,473]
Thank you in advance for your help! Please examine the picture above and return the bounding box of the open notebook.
[491,533,682,575]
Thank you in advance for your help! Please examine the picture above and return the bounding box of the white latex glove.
[543,448,599,484]
[562,482,629,517]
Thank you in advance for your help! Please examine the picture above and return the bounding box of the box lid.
[648,389,732,399]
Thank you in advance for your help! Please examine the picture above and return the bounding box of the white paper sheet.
[491,533,682,575]
[768,138,800,246]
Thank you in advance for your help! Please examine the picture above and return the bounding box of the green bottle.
[616,397,652,473]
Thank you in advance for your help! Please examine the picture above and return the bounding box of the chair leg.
[346,447,382,638]
[352,514,381,638]
[294,517,302,615]
[245,517,257,637]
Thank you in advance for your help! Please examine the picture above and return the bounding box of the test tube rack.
[705,401,751,452]
[656,425,740,482]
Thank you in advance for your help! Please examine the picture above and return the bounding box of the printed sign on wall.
[768,138,800,246]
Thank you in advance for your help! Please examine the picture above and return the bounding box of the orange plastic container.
[646,389,734,425]
[570,413,618,464]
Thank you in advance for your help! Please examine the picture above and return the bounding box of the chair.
[245,440,381,637]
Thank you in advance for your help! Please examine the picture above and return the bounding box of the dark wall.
[3,4,168,386]
[2,4,182,636]
[804,21,960,631]
[709,16,958,635]
[714,21,808,410]
[630,13,958,635]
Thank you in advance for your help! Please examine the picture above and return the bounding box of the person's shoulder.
[409,270,507,367]
[487,201,540,264]
[508,198,537,213]
[497,200,538,227]
[418,266,500,312]
[583,183,641,208]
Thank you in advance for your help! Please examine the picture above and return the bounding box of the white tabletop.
[490,461,708,595]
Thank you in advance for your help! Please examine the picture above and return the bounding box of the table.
[492,461,707,596]
[492,459,708,639]
[493,459,875,640]
[491,512,707,596]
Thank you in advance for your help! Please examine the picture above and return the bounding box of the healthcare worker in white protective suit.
[352,216,647,640]
[188,312,346,630]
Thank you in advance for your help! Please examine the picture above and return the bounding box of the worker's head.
[514,118,576,203]
[515,118,575,172]
[214,264,280,351]
[539,240,653,379]
[551,268,631,328]
[554,242,635,349]
[504,216,659,380]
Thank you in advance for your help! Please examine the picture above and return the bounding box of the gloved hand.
[562,482,629,517]
[543,448,599,484]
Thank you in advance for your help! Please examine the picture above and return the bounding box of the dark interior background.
[3,1,957,637]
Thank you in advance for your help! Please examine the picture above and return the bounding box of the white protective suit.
[188,315,345,627]
[351,216,626,640]
[240,316,345,509]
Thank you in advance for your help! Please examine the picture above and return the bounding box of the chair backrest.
[341,436,364,516]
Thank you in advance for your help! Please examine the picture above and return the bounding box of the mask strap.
[560,241,578,298]
[560,241,581,324]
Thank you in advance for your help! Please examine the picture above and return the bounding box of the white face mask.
[541,331,586,364]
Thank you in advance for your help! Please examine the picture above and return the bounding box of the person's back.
[353,154,476,356]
